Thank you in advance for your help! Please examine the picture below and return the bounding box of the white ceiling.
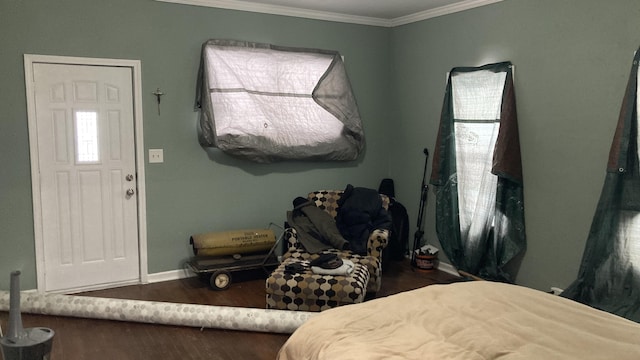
[157,0,504,27]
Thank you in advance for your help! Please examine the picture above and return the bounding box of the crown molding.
[155,0,503,28]
[390,0,504,27]
[155,0,389,27]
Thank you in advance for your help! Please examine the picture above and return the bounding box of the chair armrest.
[286,226,388,260]
[283,227,303,251]
[367,229,389,259]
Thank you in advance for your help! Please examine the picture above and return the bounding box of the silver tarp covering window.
[195,40,365,163]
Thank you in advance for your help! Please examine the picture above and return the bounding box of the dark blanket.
[336,184,392,255]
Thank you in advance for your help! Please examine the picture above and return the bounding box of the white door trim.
[24,54,148,292]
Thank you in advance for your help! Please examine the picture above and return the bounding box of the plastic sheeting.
[561,48,640,322]
[430,62,526,281]
[0,291,316,334]
[195,40,364,163]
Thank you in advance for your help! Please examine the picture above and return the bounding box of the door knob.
[126,189,135,196]
[126,174,134,181]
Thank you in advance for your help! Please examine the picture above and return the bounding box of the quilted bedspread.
[277,281,640,360]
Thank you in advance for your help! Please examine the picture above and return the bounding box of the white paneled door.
[30,62,141,292]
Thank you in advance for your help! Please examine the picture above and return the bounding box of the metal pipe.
[1,271,55,360]
[6,271,24,341]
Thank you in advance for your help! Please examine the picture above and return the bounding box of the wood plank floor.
[0,259,459,360]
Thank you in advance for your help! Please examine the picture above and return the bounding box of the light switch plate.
[149,149,164,163]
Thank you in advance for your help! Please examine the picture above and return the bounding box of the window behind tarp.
[430,62,526,281]
[195,39,364,163]
[562,48,640,322]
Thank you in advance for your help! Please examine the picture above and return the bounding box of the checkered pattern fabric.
[282,190,389,293]
[266,257,369,311]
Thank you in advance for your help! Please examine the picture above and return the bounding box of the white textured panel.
[52,110,69,162]
[452,70,506,120]
[205,45,344,148]
[78,170,105,262]
[110,170,125,259]
[74,81,98,102]
[106,85,120,102]
[55,172,73,265]
[454,122,500,236]
[50,83,65,102]
[108,110,122,160]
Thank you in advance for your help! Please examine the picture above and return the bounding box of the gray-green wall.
[0,0,391,290]
[390,0,640,291]
[2,0,639,294]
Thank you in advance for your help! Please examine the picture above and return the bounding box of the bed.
[277,281,640,359]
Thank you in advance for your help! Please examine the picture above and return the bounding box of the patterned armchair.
[282,190,390,293]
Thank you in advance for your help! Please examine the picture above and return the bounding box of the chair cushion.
[266,257,369,311]
[283,248,382,293]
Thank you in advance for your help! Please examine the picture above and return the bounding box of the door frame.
[24,54,148,292]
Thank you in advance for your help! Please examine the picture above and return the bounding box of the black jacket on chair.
[336,185,392,255]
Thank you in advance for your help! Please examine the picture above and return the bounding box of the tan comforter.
[277,281,640,359]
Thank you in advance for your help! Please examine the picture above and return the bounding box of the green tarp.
[430,62,526,282]
[562,49,640,322]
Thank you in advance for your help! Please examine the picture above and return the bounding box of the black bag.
[379,179,410,262]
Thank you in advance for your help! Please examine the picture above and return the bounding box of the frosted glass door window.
[75,111,99,163]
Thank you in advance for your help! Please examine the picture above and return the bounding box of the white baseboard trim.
[147,268,196,284]
[146,261,460,285]
[20,272,195,294]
